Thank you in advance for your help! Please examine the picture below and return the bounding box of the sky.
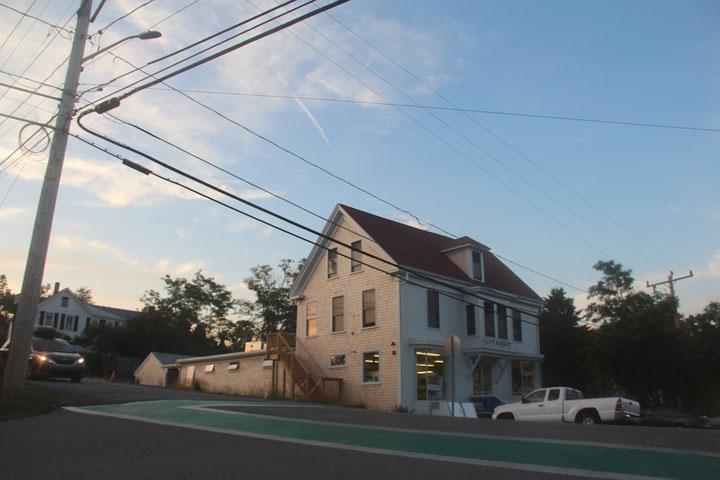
[0,0,718,317]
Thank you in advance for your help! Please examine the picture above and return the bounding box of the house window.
[61,296,69,307]
[512,310,523,342]
[53,313,59,328]
[44,312,53,326]
[427,290,439,328]
[362,289,376,328]
[306,302,317,336]
[73,316,79,331]
[204,364,215,373]
[332,296,345,332]
[350,240,362,272]
[37,311,44,325]
[362,351,380,383]
[511,360,536,396]
[497,305,508,340]
[327,248,338,278]
[416,350,444,400]
[330,353,346,368]
[228,361,240,371]
[466,304,476,336]
[484,302,495,337]
[472,251,483,281]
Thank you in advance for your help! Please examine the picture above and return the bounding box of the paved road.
[1,379,718,479]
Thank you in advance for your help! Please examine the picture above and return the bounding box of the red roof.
[340,205,541,301]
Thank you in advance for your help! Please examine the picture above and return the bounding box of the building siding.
[295,214,400,411]
[178,356,271,396]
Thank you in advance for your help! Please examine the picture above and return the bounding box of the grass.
[0,383,62,421]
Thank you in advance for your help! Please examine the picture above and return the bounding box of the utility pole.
[646,270,694,329]
[1,0,93,399]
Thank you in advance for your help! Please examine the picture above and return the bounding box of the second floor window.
[351,240,362,272]
[466,304,476,336]
[327,248,338,278]
[306,302,317,336]
[484,302,495,337]
[427,290,439,328]
[513,309,523,342]
[497,305,508,340]
[332,296,345,332]
[472,251,483,281]
[362,289,376,327]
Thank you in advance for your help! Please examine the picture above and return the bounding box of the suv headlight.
[77,357,85,365]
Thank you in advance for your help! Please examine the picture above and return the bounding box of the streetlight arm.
[83,30,161,62]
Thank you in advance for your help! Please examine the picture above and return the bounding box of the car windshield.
[32,338,76,353]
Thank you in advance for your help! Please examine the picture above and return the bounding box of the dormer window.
[472,251,484,281]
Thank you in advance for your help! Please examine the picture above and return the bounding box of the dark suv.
[1,326,86,382]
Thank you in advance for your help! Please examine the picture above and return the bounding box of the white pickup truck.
[492,387,641,424]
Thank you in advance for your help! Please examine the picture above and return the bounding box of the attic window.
[472,251,484,281]
[327,248,338,278]
[61,296,69,307]
[351,240,363,272]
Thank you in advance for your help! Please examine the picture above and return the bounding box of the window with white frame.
[306,301,317,336]
[427,290,439,328]
[332,296,345,332]
[484,302,495,337]
[61,296,69,307]
[497,304,508,340]
[350,240,362,272]
[362,351,380,383]
[362,289,376,328]
[472,251,483,281]
[330,353,346,368]
[512,309,523,342]
[228,361,240,371]
[327,248,338,278]
[204,364,215,373]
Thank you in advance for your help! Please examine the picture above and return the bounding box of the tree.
[0,275,16,344]
[75,286,93,304]
[681,302,720,414]
[583,260,684,405]
[240,259,304,335]
[539,288,590,391]
[79,271,256,363]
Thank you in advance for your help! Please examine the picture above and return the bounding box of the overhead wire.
[72,116,626,341]
[79,0,317,110]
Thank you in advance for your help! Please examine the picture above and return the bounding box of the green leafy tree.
[79,271,256,362]
[240,259,304,335]
[75,286,94,304]
[681,302,720,414]
[539,288,590,391]
[583,261,684,405]
[0,275,16,344]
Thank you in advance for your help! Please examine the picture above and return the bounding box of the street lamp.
[83,30,162,62]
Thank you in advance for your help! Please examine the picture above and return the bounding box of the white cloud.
[0,207,27,221]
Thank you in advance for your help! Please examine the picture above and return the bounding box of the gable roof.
[151,352,192,367]
[338,204,541,301]
[39,287,138,321]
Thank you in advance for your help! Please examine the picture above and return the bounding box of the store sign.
[481,337,512,349]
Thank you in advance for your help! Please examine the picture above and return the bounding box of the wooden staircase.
[265,332,342,402]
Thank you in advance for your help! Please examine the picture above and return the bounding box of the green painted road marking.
[68,401,719,480]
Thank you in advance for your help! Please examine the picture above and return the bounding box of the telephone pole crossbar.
[646,271,694,328]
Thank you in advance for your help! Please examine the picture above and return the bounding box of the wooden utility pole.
[646,271,694,328]
[1,0,92,399]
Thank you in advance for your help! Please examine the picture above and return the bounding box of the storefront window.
[472,357,494,395]
[511,360,536,396]
[362,351,380,383]
[416,349,445,400]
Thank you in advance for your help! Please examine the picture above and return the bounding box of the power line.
[96,0,156,35]
[0,2,74,35]
[143,89,719,134]
[71,122,630,345]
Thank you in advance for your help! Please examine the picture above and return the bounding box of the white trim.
[361,349,381,384]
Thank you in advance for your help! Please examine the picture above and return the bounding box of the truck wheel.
[577,411,601,425]
[498,413,515,420]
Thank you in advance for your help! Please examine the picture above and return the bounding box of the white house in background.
[36,287,138,339]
